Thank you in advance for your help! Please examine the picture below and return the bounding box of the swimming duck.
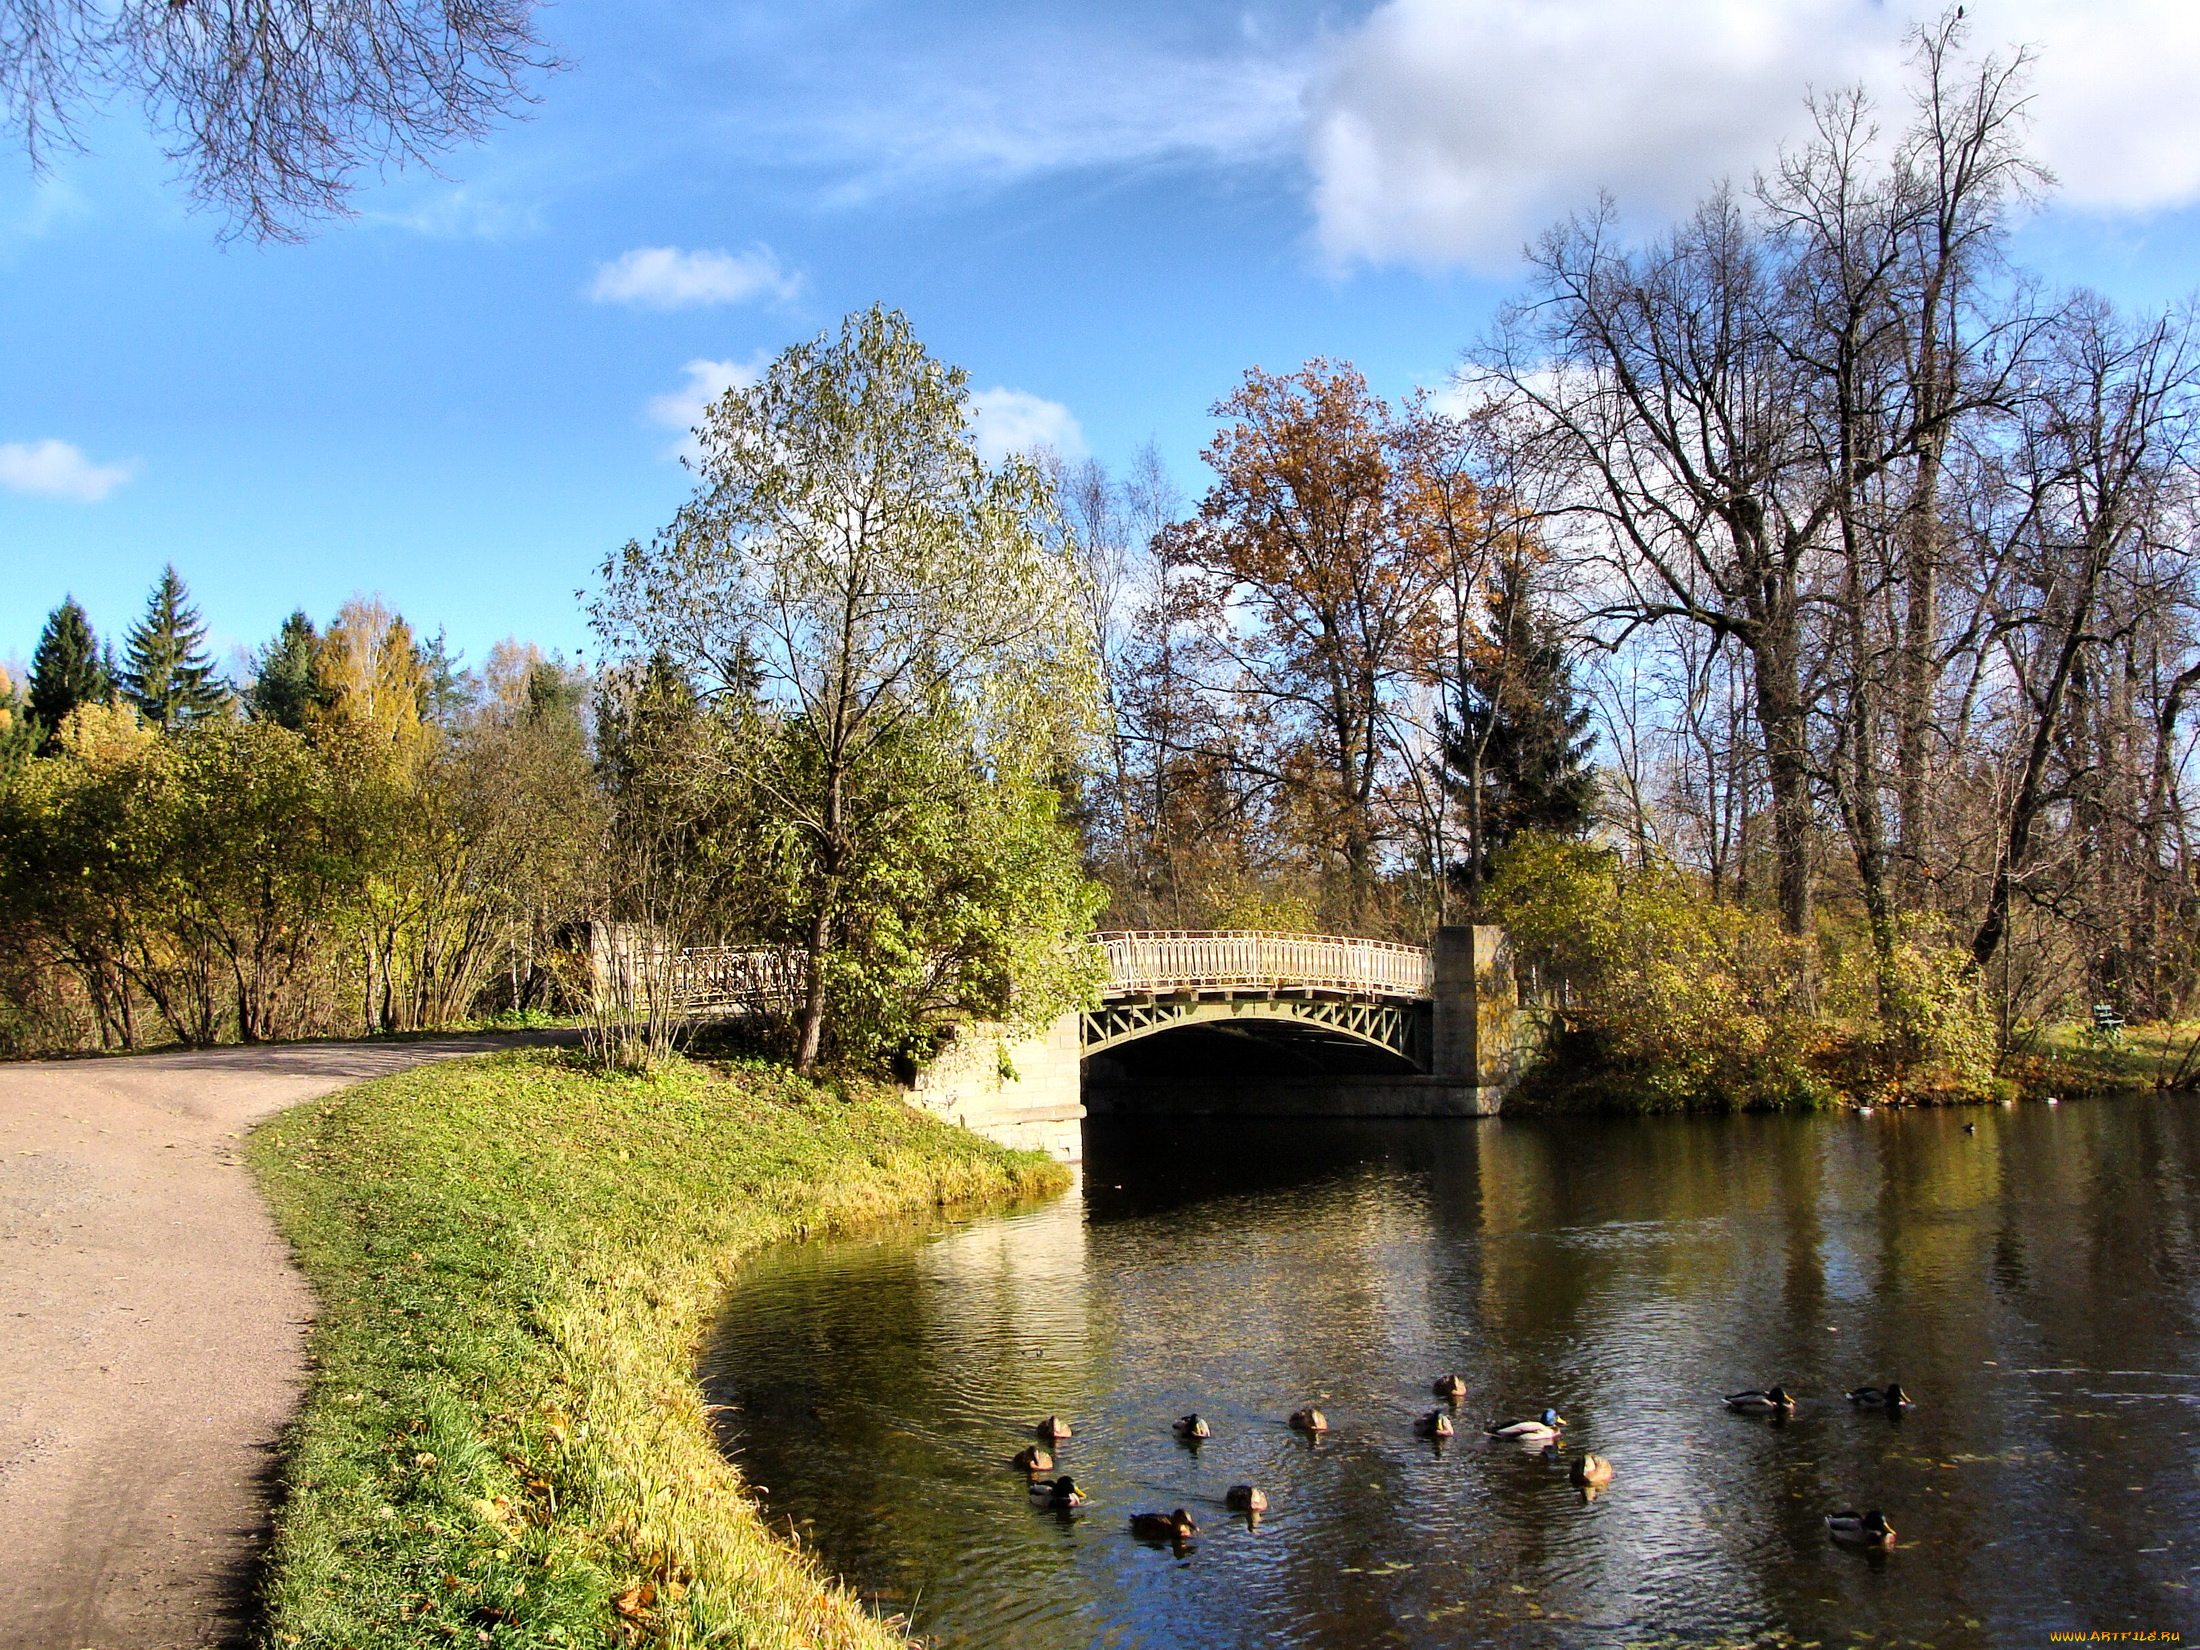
[1030,1475,1084,1507]
[1036,1414,1073,1441]
[1129,1508,1198,1540]
[1826,1508,1895,1545]
[1289,1406,1329,1433]
[1011,1445,1054,1473]
[1846,1383,1915,1409]
[1485,1408,1567,1440]
[1569,1452,1614,1488]
[1723,1386,1796,1413]
[1224,1484,1269,1513]
[1173,1413,1211,1439]
[1432,1373,1468,1400]
[1415,1409,1456,1438]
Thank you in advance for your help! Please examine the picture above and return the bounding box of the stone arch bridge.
[914,927,1523,1162]
[631,926,1522,1162]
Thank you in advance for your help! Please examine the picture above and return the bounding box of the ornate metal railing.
[1095,930,1432,1000]
[596,927,1435,1015]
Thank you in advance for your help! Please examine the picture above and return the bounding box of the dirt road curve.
[0,1035,569,1650]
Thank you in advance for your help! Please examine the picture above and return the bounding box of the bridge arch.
[1081,995,1428,1072]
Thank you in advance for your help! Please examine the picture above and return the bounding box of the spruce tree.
[248,610,324,730]
[1443,560,1598,901]
[121,565,228,731]
[27,597,109,752]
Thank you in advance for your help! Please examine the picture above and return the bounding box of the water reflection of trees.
[705,1101,2200,1645]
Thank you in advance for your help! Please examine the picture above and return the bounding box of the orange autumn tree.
[1161,361,1469,928]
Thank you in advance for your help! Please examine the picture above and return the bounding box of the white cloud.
[966,388,1085,465]
[1307,0,2200,270]
[703,12,1309,202]
[0,439,136,501]
[371,184,544,240]
[646,357,765,462]
[591,246,800,309]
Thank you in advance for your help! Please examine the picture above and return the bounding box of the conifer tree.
[121,566,228,731]
[248,611,324,730]
[27,597,110,753]
[1443,559,1598,904]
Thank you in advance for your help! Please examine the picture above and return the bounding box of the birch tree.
[592,305,1103,1071]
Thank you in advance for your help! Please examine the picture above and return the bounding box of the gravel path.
[0,1035,573,1650]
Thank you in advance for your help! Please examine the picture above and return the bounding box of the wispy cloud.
[966,388,1085,465]
[690,9,1311,201]
[0,438,136,501]
[591,246,800,308]
[1308,0,2200,270]
[646,356,766,461]
[369,183,545,240]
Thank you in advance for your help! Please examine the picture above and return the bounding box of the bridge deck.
[1096,931,1432,1001]
[597,928,1435,1016]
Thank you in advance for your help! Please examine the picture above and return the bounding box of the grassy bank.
[2006,1018,2200,1099]
[246,1048,1069,1649]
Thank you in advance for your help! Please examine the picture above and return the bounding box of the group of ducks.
[1013,1376,1617,1544]
[1020,1377,1916,1548]
[1721,1382,1916,1545]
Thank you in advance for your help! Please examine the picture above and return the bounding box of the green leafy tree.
[121,566,229,731]
[1442,558,1597,903]
[593,304,1104,1071]
[27,597,109,752]
[248,610,325,730]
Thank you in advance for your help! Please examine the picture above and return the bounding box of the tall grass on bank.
[247,1049,1069,1648]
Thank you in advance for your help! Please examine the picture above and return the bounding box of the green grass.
[2004,1018,2200,1098]
[246,1048,1070,1649]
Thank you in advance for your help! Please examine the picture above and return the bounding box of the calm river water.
[700,1101,2200,1647]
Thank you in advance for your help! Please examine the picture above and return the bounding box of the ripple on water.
[700,1105,2200,1648]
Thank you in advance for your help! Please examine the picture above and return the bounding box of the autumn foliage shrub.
[1487,833,1831,1111]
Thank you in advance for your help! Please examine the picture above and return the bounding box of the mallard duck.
[1011,1445,1054,1473]
[1485,1408,1567,1440]
[1723,1386,1796,1413]
[1030,1474,1084,1507]
[1172,1413,1211,1439]
[1129,1508,1198,1540]
[1224,1484,1268,1513]
[1289,1406,1329,1433]
[1432,1373,1468,1400]
[1846,1383,1914,1409]
[1569,1452,1614,1487]
[1415,1409,1456,1438]
[1036,1414,1073,1441]
[1826,1508,1895,1544]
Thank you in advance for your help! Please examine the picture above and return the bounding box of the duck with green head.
[1826,1508,1895,1545]
[1723,1386,1796,1413]
[1846,1383,1914,1409]
[1030,1474,1085,1508]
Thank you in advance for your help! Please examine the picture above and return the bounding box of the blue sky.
[5,0,2200,678]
